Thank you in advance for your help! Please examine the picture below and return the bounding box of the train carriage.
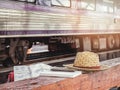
[0,0,120,67]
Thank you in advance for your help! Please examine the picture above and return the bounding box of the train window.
[36,0,51,6]
[102,0,114,13]
[51,0,71,7]
[80,0,96,10]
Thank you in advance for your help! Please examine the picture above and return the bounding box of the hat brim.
[64,64,110,71]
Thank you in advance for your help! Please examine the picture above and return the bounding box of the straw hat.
[65,51,109,71]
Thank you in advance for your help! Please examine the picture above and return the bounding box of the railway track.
[1,49,120,73]
[0,49,120,74]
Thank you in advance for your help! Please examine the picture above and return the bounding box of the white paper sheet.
[14,63,82,81]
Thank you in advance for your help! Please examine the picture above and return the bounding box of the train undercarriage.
[0,34,120,67]
[0,34,120,90]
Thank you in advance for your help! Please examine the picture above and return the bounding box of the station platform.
[0,58,120,90]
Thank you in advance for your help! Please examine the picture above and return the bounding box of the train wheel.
[15,40,30,64]
[15,46,24,64]
[107,35,115,49]
[9,38,19,65]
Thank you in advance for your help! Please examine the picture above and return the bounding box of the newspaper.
[14,63,82,81]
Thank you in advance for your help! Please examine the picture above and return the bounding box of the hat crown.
[74,51,100,68]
